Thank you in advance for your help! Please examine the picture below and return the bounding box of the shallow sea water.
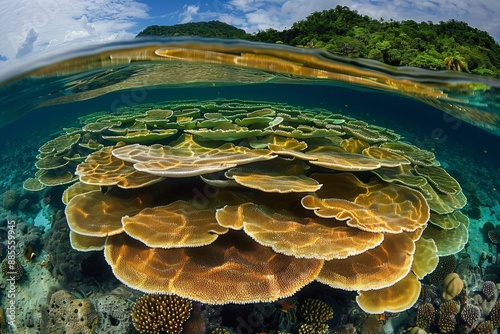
[0,37,499,334]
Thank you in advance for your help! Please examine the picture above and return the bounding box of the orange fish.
[277,300,295,313]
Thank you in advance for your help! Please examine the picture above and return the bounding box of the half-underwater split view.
[0,3,500,334]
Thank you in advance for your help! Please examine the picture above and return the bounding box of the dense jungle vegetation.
[137,20,249,39]
[137,6,500,77]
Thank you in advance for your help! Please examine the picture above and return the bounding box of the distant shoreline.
[137,6,500,78]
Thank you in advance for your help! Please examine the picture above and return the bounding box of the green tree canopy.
[137,7,500,77]
[137,20,250,39]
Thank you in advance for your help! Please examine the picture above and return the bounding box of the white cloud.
[227,0,256,12]
[245,9,283,31]
[216,13,248,27]
[180,5,201,23]
[0,0,149,65]
[63,16,97,41]
[64,30,91,42]
[15,28,39,59]
[176,0,500,41]
[80,15,97,35]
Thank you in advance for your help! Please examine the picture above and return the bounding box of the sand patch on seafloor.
[1,249,59,333]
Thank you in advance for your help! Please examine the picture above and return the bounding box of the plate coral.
[25,99,469,313]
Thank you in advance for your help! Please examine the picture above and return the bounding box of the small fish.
[276,299,295,313]
[39,260,51,268]
[23,245,36,262]
[376,312,399,321]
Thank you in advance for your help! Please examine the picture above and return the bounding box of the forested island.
[138,20,249,39]
[137,6,500,77]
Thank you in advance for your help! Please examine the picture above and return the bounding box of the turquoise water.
[0,38,499,334]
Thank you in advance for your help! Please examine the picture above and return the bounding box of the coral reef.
[2,189,18,210]
[437,300,459,333]
[475,321,494,334]
[131,294,192,334]
[360,315,384,334]
[460,304,480,329]
[211,328,231,334]
[42,290,99,334]
[23,100,468,314]
[295,298,335,334]
[442,273,464,300]
[18,198,30,211]
[415,303,435,330]
[489,301,500,327]
[455,252,482,294]
[482,281,497,301]
[428,255,457,285]
[13,98,470,334]
[487,230,500,244]
[43,215,93,284]
[94,294,137,333]
[0,19,498,329]
[299,298,334,324]
[298,322,329,334]
[1,256,24,281]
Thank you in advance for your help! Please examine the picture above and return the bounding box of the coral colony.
[13,99,472,333]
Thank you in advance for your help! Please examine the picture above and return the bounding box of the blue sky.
[0,0,499,66]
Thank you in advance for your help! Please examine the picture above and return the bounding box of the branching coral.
[438,300,459,333]
[210,328,231,334]
[460,304,480,329]
[489,301,500,327]
[487,230,500,244]
[131,294,192,334]
[475,321,494,334]
[299,298,334,324]
[482,281,497,301]
[298,322,329,334]
[415,303,436,330]
[27,99,469,313]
